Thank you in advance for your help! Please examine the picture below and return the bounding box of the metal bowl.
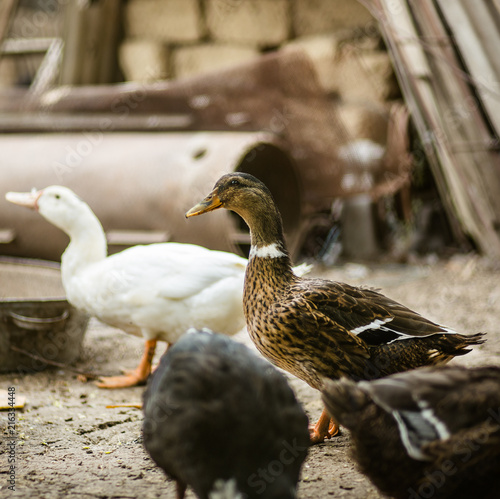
[0,257,89,373]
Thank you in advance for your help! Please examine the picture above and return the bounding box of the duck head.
[6,185,92,235]
[185,172,274,220]
[186,172,290,252]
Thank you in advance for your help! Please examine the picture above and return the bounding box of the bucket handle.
[8,309,70,331]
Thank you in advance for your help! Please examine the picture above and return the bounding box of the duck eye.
[230,179,240,186]
[55,194,60,199]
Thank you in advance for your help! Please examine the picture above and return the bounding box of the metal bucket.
[0,258,89,373]
[0,131,303,261]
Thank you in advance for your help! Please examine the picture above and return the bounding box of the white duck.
[6,186,310,389]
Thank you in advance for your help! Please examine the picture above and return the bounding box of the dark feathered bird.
[321,365,500,499]
[186,173,485,443]
[142,329,309,499]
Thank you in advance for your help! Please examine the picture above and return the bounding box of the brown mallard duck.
[321,366,500,498]
[185,173,485,444]
[143,329,309,499]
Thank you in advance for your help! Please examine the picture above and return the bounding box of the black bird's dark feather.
[143,330,309,499]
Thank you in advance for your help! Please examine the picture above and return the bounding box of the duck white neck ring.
[249,243,286,259]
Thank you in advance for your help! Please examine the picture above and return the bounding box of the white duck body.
[63,241,247,343]
[8,186,247,343]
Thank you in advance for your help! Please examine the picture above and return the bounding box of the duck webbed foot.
[309,408,339,444]
[96,339,157,389]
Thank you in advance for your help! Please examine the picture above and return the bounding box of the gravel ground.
[1,254,499,498]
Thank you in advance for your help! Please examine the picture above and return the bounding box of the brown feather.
[321,366,500,498]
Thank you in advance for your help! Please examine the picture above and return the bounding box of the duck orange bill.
[185,192,222,217]
[5,190,42,210]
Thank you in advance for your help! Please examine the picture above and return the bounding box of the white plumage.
[64,242,248,342]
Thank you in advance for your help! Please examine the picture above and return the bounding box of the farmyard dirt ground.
[1,255,499,499]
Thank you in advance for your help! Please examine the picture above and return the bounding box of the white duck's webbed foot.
[96,339,157,389]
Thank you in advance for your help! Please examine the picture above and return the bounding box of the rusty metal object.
[0,51,347,214]
[0,131,303,261]
[0,50,410,229]
[0,258,89,373]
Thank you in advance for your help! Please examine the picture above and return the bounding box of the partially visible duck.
[143,329,309,499]
[321,366,500,499]
[185,172,485,443]
[6,186,309,388]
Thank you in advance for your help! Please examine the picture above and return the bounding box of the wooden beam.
[374,0,500,257]
[0,112,193,132]
[436,0,500,137]
[59,0,122,85]
[0,0,17,45]
[1,37,54,54]
[97,0,122,83]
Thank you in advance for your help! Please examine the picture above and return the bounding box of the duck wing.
[293,279,458,348]
[67,243,248,339]
[261,281,371,383]
[78,242,247,302]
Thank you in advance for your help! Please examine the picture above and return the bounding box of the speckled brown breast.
[243,256,369,389]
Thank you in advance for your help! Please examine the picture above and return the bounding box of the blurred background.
[1,0,500,264]
[2,5,500,499]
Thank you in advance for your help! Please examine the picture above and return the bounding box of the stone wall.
[119,0,399,144]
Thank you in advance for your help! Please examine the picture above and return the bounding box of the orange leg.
[96,339,157,389]
[176,480,187,499]
[149,342,170,374]
[309,408,339,444]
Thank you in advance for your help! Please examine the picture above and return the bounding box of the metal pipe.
[0,131,303,261]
